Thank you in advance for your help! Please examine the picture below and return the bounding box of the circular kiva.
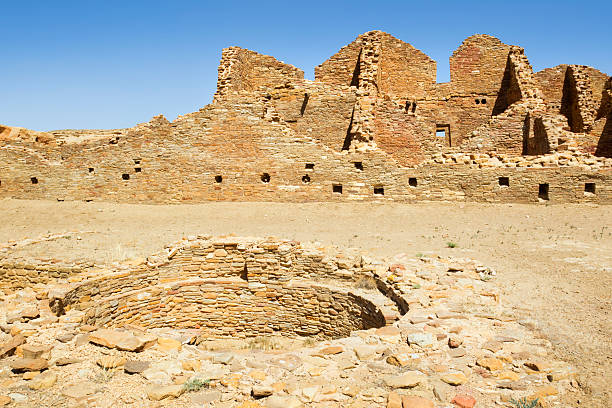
[50,237,393,339]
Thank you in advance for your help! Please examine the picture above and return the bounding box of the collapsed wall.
[0,30,610,204]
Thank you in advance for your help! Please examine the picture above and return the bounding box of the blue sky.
[1,0,610,131]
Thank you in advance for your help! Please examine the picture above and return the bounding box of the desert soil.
[1,198,610,406]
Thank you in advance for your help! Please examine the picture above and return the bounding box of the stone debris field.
[0,236,582,407]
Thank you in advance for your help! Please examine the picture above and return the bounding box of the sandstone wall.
[44,237,386,339]
[0,260,88,290]
[214,47,304,101]
[314,38,362,87]
[1,116,610,204]
[378,32,436,99]
[1,30,610,205]
[450,35,512,95]
[78,280,385,339]
[53,237,366,312]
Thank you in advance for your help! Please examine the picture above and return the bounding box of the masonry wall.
[1,31,611,205]
[3,121,610,204]
[314,39,362,87]
[536,65,610,110]
[378,32,437,99]
[78,281,385,339]
[45,238,385,339]
[0,260,87,290]
[53,238,366,311]
[215,47,304,100]
[450,35,512,95]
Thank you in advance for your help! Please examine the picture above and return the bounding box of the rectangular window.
[409,177,417,187]
[584,183,596,195]
[435,124,451,147]
[538,183,549,200]
[332,184,343,194]
[374,186,384,195]
[498,177,509,187]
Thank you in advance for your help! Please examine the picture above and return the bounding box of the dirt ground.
[1,199,610,407]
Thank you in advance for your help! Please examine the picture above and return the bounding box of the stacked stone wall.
[1,30,610,204]
[214,47,304,101]
[43,237,386,339]
[0,260,88,290]
[450,35,512,95]
[77,280,385,339]
[378,32,436,99]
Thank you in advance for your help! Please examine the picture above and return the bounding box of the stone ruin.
[0,30,610,204]
[0,30,605,407]
[0,236,579,406]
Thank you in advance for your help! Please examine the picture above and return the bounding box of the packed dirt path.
[1,199,611,406]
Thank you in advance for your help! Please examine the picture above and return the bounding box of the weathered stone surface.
[441,371,468,386]
[407,332,435,348]
[124,360,150,374]
[354,345,377,360]
[190,390,222,404]
[28,371,57,390]
[89,329,155,352]
[96,355,126,369]
[383,371,425,388]
[0,334,25,358]
[22,344,51,360]
[252,385,274,398]
[451,394,476,408]
[448,335,463,348]
[55,357,81,366]
[447,348,466,358]
[116,334,157,352]
[146,384,184,400]
[317,345,344,355]
[62,382,99,400]
[401,395,435,408]
[10,358,48,372]
[524,360,552,372]
[476,357,504,371]
[156,337,182,352]
[264,395,303,408]
[386,353,412,367]
[88,329,125,348]
[387,391,402,408]
[56,333,75,343]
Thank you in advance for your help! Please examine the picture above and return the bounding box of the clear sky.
[2,0,610,131]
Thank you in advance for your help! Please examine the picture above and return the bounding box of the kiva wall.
[46,237,386,339]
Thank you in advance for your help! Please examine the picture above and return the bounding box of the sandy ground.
[1,199,610,406]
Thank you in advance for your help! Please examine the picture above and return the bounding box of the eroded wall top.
[214,47,304,101]
[450,35,512,95]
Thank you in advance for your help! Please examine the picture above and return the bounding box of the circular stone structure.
[50,236,396,339]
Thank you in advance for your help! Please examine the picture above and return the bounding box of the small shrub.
[415,253,424,258]
[247,336,280,351]
[302,338,316,347]
[446,242,457,248]
[93,367,114,383]
[509,397,539,408]
[355,276,378,290]
[183,378,210,392]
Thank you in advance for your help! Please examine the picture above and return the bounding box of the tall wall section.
[214,47,304,101]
